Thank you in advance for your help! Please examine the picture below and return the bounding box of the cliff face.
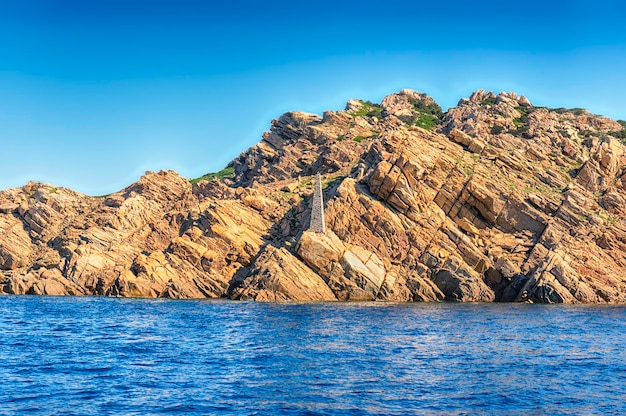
[1,89,625,303]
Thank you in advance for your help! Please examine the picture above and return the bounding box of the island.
[1,89,625,303]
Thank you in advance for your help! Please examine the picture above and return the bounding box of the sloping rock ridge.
[1,89,625,303]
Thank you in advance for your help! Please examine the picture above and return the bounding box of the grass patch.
[351,100,383,118]
[353,135,367,143]
[505,179,518,191]
[190,166,235,185]
[323,174,347,190]
[414,113,440,130]
[598,211,619,225]
[526,182,563,197]
[301,177,314,188]
[280,191,301,202]
[49,187,58,194]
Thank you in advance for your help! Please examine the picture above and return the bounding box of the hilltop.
[1,89,625,303]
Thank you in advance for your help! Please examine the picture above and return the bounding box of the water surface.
[1,296,624,415]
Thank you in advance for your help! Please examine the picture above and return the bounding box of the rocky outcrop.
[1,89,625,303]
[230,245,337,301]
[296,229,389,301]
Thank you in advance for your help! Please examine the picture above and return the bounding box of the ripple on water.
[0,297,625,415]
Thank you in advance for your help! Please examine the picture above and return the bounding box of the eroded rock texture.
[2,89,625,303]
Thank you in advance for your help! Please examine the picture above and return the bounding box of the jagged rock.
[296,230,383,300]
[448,128,486,153]
[1,89,625,303]
[0,217,33,270]
[231,245,336,301]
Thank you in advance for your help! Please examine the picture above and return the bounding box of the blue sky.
[1,0,625,195]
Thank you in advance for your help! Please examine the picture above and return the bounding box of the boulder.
[231,245,337,302]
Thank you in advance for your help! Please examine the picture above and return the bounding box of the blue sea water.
[0,297,625,415]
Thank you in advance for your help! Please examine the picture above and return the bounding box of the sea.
[1,296,624,415]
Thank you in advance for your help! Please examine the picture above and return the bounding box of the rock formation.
[1,89,625,303]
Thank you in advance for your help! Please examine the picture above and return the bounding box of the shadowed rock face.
[1,89,626,303]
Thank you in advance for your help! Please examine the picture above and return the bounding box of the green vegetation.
[608,120,626,143]
[509,106,535,137]
[550,107,587,116]
[49,187,58,194]
[301,176,314,188]
[490,125,505,135]
[351,130,381,143]
[602,132,619,140]
[579,129,595,138]
[297,171,352,192]
[512,106,530,127]
[410,99,444,118]
[580,135,595,148]
[352,100,383,118]
[598,211,619,225]
[525,182,563,197]
[414,113,440,130]
[505,179,518,191]
[280,191,301,202]
[190,166,235,185]
[337,134,345,141]
[323,174,347,190]
[480,97,497,106]
[299,173,349,191]
[398,97,444,131]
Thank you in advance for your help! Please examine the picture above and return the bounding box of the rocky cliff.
[2,89,625,303]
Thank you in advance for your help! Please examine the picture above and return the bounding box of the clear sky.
[1,0,625,195]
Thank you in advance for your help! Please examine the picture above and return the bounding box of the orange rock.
[1,89,625,303]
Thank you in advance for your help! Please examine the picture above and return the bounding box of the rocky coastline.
[1,89,625,303]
